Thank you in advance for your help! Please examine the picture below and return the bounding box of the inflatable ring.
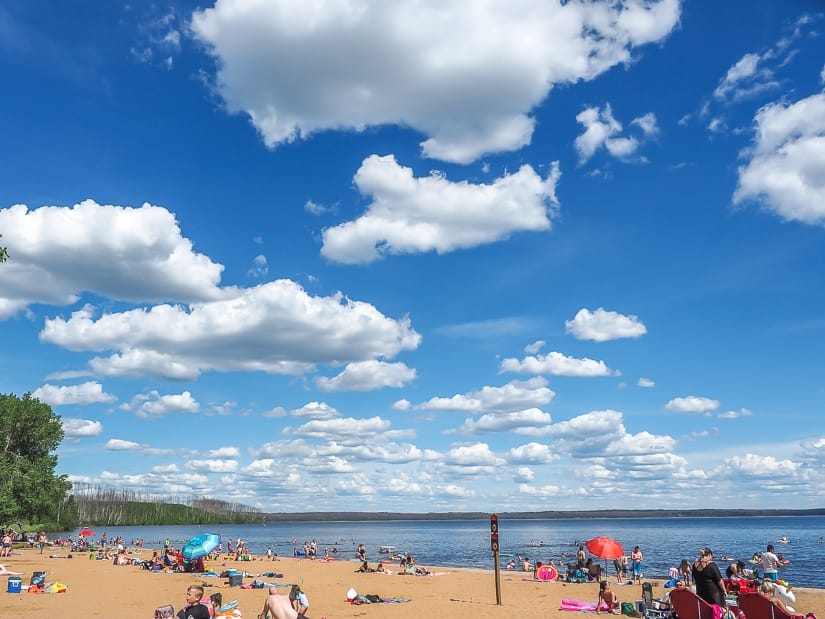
[537,564,558,581]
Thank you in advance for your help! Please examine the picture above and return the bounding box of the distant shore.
[259,508,825,522]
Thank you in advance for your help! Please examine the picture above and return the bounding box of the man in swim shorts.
[760,544,781,582]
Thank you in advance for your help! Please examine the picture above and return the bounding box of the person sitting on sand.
[522,557,533,572]
[375,561,386,572]
[759,581,793,613]
[356,560,374,573]
[259,586,305,619]
[289,585,310,617]
[177,585,210,619]
[209,592,223,616]
[726,560,746,580]
[596,580,619,614]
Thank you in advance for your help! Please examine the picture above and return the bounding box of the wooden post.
[491,514,501,605]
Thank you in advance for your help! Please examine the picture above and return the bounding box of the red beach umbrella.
[587,536,625,576]
[586,536,624,559]
[79,528,96,537]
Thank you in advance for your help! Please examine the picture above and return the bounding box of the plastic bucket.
[7,576,22,593]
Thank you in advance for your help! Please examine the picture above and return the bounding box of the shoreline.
[1,546,824,619]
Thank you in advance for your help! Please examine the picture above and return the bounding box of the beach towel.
[560,599,598,612]
[350,594,410,604]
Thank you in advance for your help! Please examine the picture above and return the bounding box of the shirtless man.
[258,587,305,619]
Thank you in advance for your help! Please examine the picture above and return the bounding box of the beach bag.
[154,604,175,619]
[30,571,45,586]
[622,602,635,616]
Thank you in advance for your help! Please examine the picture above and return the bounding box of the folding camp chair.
[736,593,804,619]
[668,588,716,619]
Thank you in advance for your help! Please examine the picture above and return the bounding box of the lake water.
[71,515,825,587]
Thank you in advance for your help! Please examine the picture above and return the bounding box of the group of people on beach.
[595,543,804,616]
[174,583,310,619]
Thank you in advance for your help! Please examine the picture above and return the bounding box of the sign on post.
[491,513,501,605]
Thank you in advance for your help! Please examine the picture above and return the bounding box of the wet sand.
[1,547,823,618]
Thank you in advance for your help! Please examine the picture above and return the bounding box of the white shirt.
[760,551,780,573]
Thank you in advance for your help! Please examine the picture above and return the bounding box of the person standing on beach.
[630,546,643,583]
[760,544,781,582]
[692,548,727,607]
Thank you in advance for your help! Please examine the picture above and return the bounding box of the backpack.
[154,605,175,619]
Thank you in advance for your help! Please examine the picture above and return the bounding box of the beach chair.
[668,588,715,619]
[642,582,654,608]
[736,593,804,619]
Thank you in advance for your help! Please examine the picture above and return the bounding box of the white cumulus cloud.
[33,381,116,406]
[321,155,559,264]
[41,280,420,381]
[734,92,825,226]
[565,307,647,342]
[499,351,615,377]
[62,418,103,438]
[190,0,680,163]
[665,396,720,414]
[315,360,417,392]
[0,200,224,319]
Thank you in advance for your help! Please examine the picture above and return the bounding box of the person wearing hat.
[692,548,727,607]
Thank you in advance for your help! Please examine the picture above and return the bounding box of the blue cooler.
[7,576,22,593]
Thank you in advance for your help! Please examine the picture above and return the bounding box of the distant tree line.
[73,486,264,526]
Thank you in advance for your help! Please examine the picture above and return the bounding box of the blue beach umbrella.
[182,533,221,560]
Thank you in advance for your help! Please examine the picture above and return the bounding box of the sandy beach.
[1,547,824,619]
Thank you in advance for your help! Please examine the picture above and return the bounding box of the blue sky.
[1,0,824,513]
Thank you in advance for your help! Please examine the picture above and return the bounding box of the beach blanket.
[350,594,410,605]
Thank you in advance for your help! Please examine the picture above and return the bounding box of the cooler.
[7,576,22,593]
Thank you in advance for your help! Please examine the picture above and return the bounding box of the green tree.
[0,393,75,526]
[0,233,7,262]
